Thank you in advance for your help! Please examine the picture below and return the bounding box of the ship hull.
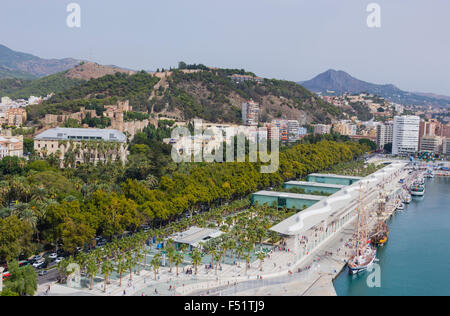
[348,247,377,275]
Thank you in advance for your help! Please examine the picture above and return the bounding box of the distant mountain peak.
[0,43,80,79]
[299,69,449,108]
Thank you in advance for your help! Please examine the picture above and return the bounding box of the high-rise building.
[271,119,288,142]
[376,122,394,150]
[242,100,260,126]
[392,116,420,155]
[287,120,300,142]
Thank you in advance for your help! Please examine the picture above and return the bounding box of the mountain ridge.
[299,69,450,108]
[0,44,81,79]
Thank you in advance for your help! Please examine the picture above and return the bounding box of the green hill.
[27,71,160,120]
[151,68,340,123]
[25,66,341,125]
[0,71,84,99]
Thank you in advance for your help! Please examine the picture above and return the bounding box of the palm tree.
[133,247,144,276]
[87,257,98,290]
[125,252,134,281]
[192,248,202,275]
[101,260,114,293]
[116,258,127,287]
[174,252,184,277]
[236,247,243,268]
[256,252,266,271]
[57,258,69,283]
[213,251,222,275]
[167,245,176,273]
[151,253,161,280]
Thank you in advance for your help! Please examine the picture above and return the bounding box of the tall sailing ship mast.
[348,182,377,274]
[370,182,389,246]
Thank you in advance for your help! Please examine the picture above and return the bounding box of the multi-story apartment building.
[287,120,300,143]
[392,116,420,155]
[0,108,27,126]
[443,138,450,156]
[34,128,128,166]
[0,135,23,158]
[314,124,331,135]
[376,122,394,150]
[242,100,260,126]
[420,136,442,153]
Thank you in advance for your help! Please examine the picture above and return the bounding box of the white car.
[33,260,44,268]
[55,257,64,264]
[49,253,58,260]
[33,255,43,262]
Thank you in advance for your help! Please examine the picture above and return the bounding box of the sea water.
[334,176,450,296]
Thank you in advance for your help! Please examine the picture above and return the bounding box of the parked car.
[55,257,64,264]
[33,255,43,262]
[49,253,58,260]
[33,260,45,268]
[38,270,48,276]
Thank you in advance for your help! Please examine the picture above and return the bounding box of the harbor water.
[334,176,450,296]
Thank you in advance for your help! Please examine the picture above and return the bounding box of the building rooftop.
[284,181,346,189]
[172,226,223,248]
[307,173,363,180]
[34,128,127,142]
[253,191,324,201]
[271,162,407,236]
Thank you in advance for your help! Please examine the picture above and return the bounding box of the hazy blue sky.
[1,0,449,95]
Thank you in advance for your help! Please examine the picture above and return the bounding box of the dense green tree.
[3,260,37,296]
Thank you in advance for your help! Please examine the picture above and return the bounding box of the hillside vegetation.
[152,68,340,123]
[27,71,160,120]
[0,72,84,99]
[20,65,342,124]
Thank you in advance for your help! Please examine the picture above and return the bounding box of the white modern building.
[34,128,128,166]
[392,116,420,155]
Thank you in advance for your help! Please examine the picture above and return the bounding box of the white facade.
[0,145,9,159]
[392,116,420,155]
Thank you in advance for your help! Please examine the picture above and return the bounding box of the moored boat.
[348,245,377,274]
[403,194,412,204]
[411,184,425,196]
[370,221,389,246]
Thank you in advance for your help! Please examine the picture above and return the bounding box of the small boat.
[397,203,405,211]
[424,173,434,179]
[403,194,412,204]
[411,185,425,196]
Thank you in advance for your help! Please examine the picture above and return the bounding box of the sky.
[1,0,449,95]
